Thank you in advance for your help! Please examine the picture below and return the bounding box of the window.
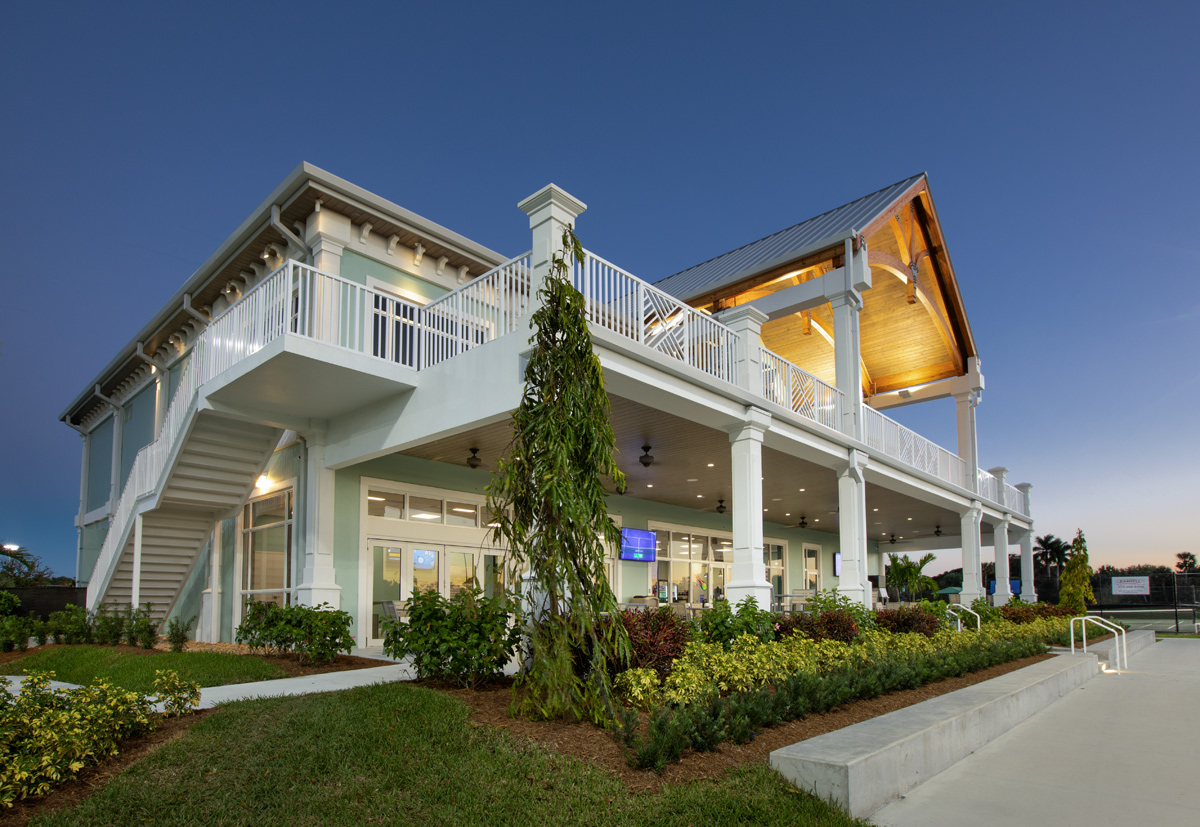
[242,490,293,607]
[366,488,482,528]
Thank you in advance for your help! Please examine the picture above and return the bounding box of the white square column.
[518,184,587,301]
[1018,529,1038,603]
[295,432,341,608]
[992,515,1012,605]
[836,450,870,608]
[954,388,981,493]
[719,305,769,394]
[725,407,773,610]
[828,236,870,440]
[959,501,983,604]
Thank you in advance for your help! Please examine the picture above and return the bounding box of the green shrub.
[0,670,154,808]
[131,604,158,649]
[0,616,31,653]
[49,604,93,645]
[0,592,19,616]
[153,669,201,717]
[165,616,195,653]
[969,596,1003,624]
[806,589,876,631]
[236,601,355,664]
[30,617,48,647]
[797,608,861,643]
[695,597,775,647]
[94,605,126,646]
[381,584,520,688]
[614,667,661,710]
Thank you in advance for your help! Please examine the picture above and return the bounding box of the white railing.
[574,250,737,384]
[89,261,427,607]
[759,348,842,431]
[421,253,532,368]
[1070,616,1128,674]
[977,468,1001,504]
[861,406,968,488]
[947,604,981,632]
[1004,482,1028,517]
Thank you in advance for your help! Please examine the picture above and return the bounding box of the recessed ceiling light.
[647,484,654,488]
[707,463,714,467]
[696,494,703,498]
[772,498,781,501]
[814,518,820,522]
[907,517,912,521]
[763,508,768,512]
[687,478,698,482]
[798,488,805,492]
[873,508,879,512]
[785,513,791,516]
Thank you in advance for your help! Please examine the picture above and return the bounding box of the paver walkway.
[872,638,1200,827]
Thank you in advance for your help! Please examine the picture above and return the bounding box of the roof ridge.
[654,172,925,285]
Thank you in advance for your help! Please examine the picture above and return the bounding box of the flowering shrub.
[153,669,201,717]
[0,671,153,808]
[616,607,692,681]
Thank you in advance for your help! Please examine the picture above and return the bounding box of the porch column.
[836,450,870,607]
[960,501,983,604]
[295,432,341,608]
[1018,528,1038,603]
[518,184,587,304]
[305,206,351,274]
[829,236,870,439]
[725,407,773,610]
[719,305,768,394]
[992,515,1012,605]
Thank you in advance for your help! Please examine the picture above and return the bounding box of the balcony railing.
[759,348,842,431]
[421,253,532,368]
[574,250,737,384]
[862,406,969,489]
[977,469,1001,505]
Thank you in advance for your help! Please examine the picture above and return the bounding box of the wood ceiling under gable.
[698,181,977,398]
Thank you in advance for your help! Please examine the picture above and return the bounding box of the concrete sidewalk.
[871,638,1200,827]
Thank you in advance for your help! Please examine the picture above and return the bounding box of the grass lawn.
[0,646,287,693]
[30,681,869,827]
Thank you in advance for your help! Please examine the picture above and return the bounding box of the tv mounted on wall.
[619,528,656,562]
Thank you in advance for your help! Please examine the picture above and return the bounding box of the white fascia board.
[61,162,510,424]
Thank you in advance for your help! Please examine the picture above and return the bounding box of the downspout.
[271,205,310,260]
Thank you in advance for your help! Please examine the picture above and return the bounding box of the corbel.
[387,235,400,255]
[94,384,120,412]
[359,222,373,243]
[135,341,166,371]
[457,265,470,284]
[413,243,424,265]
[436,256,449,276]
[183,294,210,327]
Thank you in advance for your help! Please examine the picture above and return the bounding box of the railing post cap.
[716,305,769,327]
[517,184,587,223]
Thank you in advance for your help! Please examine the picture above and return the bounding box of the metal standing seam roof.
[653,173,927,303]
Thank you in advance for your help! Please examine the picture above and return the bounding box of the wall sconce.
[639,445,654,467]
[467,448,481,469]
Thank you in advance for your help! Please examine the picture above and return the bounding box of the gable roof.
[654,174,926,303]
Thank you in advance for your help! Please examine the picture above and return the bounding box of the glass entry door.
[368,540,445,644]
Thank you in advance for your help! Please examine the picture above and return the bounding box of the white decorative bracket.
[387,235,400,255]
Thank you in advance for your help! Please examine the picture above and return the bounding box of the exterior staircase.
[93,414,283,624]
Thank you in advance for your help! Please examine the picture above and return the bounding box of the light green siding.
[85,417,114,513]
[120,383,156,484]
[77,519,109,586]
[340,250,448,302]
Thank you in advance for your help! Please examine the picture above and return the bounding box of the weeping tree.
[1058,529,1095,615]
[486,227,630,723]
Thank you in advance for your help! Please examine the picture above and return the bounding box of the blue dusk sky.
[1,1,1197,579]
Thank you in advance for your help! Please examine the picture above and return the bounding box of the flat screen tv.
[619,528,656,562]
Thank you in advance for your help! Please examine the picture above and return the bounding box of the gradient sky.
[2,1,1197,579]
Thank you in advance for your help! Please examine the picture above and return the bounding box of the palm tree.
[886,552,938,602]
[1034,535,1070,589]
[1176,552,1198,573]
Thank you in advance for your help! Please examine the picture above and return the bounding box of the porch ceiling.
[398,394,970,545]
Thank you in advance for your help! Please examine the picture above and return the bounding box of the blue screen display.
[619,528,656,562]
[413,549,438,570]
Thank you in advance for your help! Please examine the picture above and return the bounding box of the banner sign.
[1111,576,1150,596]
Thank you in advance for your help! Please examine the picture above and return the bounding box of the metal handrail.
[1070,616,1128,674]
[946,604,981,631]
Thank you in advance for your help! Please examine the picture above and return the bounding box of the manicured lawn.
[0,646,287,693]
[31,682,869,827]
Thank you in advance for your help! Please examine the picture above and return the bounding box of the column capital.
[718,304,769,330]
[826,289,863,312]
[518,184,587,228]
[959,499,983,520]
[1015,482,1033,494]
[838,449,868,484]
[729,407,771,442]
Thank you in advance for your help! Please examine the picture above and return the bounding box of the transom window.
[367,489,494,528]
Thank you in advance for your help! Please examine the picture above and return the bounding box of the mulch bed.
[433,651,1055,793]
